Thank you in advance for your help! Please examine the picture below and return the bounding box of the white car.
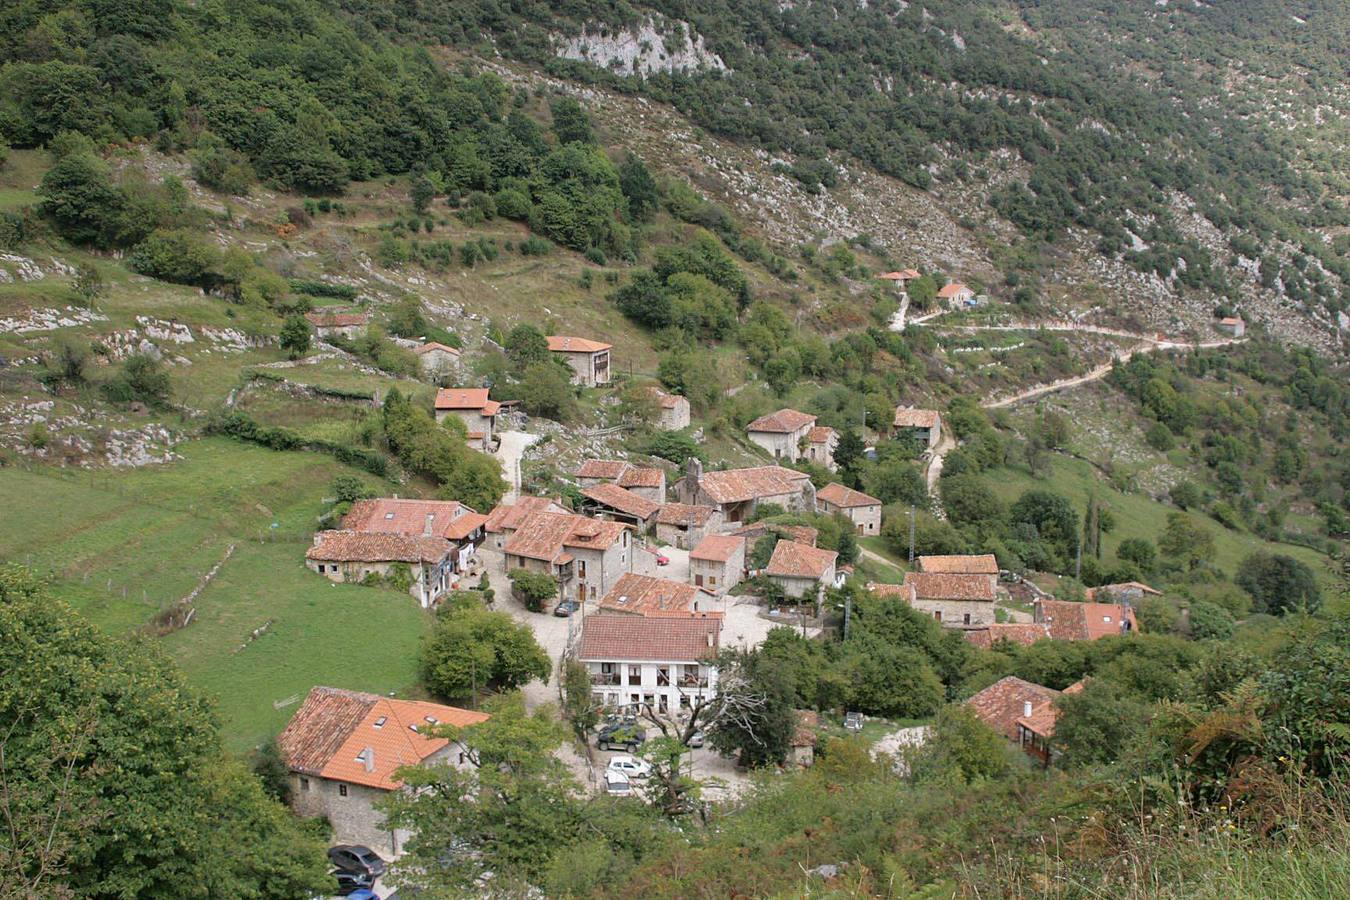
[603,770,633,796]
[606,755,652,779]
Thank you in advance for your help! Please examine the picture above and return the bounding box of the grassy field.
[0,439,429,751]
[984,455,1341,591]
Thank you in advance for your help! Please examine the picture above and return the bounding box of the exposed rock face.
[557,19,727,76]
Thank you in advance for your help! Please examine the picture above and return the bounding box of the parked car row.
[328,845,384,897]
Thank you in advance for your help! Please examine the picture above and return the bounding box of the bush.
[287,280,358,300]
[101,354,172,408]
[509,569,559,613]
[420,603,551,701]
[129,229,221,287]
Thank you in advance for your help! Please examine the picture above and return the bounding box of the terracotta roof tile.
[893,407,941,429]
[344,498,481,542]
[277,687,488,791]
[598,573,700,616]
[563,517,630,551]
[866,582,913,600]
[696,466,811,505]
[306,530,450,564]
[547,335,611,353]
[936,282,970,298]
[690,534,745,563]
[1036,599,1136,641]
[765,540,837,580]
[903,572,996,602]
[575,459,664,489]
[416,341,460,356]
[878,269,920,280]
[578,615,721,662]
[917,554,998,575]
[807,425,836,444]
[582,483,661,520]
[483,496,566,533]
[746,408,816,434]
[964,676,1059,741]
[434,388,499,416]
[963,623,1052,649]
[655,503,715,527]
[817,482,880,509]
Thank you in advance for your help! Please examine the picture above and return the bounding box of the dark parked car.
[554,598,581,617]
[597,722,647,751]
[333,869,375,896]
[328,845,387,879]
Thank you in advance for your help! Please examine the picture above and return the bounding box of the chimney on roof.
[1023,701,1033,718]
[424,513,435,537]
[685,456,703,485]
[362,747,375,773]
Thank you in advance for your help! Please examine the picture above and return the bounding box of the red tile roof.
[878,269,921,281]
[903,572,996,602]
[305,311,369,327]
[964,676,1059,741]
[1084,581,1161,600]
[817,482,880,509]
[483,496,566,534]
[547,335,611,353]
[917,554,999,575]
[655,503,716,527]
[575,459,664,489]
[503,512,626,562]
[416,341,460,356]
[306,530,450,564]
[696,466,811,504]
[936,282,970,298]
[963,623,1051,650]
[893,407,941,429]
[578,615,721,662]
[582,483,661,520]
[1036,599,1136,641]
[746,408,816,434]
[434,388,500,416]
[648,387,684,409]
[690,533,745,563]
[599,573,700,616]
[765,540,838,580]
[277,687,488,791]
[807,425,836,444]
[343,498,483,542]
[865,582,913,600]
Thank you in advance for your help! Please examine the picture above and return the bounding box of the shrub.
[508,569,559,612]
[129,229,221,287]
[101,354,172,408]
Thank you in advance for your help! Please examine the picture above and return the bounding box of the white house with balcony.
[578,614,721,717]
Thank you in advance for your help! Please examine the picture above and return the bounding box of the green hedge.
[208,411,388,477]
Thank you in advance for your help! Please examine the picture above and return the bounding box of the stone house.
[916,553,999,593]
[654,502,721,550]
[481,496,569,554]
[877,269,921,293]
[598,572,714,616]
[580,482,661,530]
[1217,316,1245,337]
[689,533,746,596]
[1084,581,1161,603]
[648,387,691,431]
[805,425,838,470]
[789,710,820,768]
[964,675,1057,743]
[278,686,488,857]
[574,459,667,502]
[901,572,997,628]
[415,341,461,381]
[342,497,487,580]
[304,310,370,341]
[434,388,500,452]
[305,530,454,608]
[731,522,819,547]
[816,482,882,535]
[677,459,816,524]
[963,623,1051,650]
[936,282,975,308]
[765,540,838,604]
[745,408,817,463]
[1034,599,1137,640]
[892,407,942,449]
[1016,680,1086,766]
[502,512,632,606]
[547,335,612,387]
[579,614,721,716]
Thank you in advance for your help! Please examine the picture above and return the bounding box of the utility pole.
[1075,534,1082,581]
[843,594,852,641]
[908,505,916,566]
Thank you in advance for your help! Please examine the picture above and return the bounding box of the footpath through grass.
[0,439,428,751]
